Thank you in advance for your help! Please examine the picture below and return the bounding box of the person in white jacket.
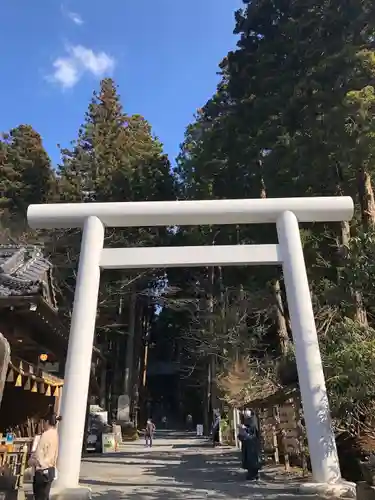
[29,414,61,500]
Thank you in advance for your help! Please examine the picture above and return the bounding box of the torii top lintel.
[27,197,354,230]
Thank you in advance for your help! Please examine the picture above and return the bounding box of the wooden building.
[0,245,66,435]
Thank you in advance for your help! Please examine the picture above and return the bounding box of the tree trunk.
[340,220,350,247]
[259,176,291,354]
[209,267,219,415]
[99,360,107,408]
[141,321,150,389]
[336,159,369,326]
[272,280,291,356]
[341,220,368,326]
[204,359,211,435]
[353,291,368,326]
[124,289,137,396]
[131,307,144,425]
[357,167,375,230]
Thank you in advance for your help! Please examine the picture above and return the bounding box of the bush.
[321,318,375,430]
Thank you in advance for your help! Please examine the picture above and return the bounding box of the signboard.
[196,424,203,436]
[102,433,116,454]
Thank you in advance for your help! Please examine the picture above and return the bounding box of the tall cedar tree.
[52,78,175,410]
[172,0,375,432]
[0,125,54,236]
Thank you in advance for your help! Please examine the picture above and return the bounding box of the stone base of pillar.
[51,486,92,500]
[298,480,356,498]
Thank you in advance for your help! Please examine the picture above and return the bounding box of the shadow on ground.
[82,446,303,500]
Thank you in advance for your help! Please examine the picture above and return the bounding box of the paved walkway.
[79,431,303,499]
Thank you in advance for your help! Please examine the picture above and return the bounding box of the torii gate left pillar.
[28,197,354,495]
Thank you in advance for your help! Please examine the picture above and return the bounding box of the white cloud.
[70,46,115,76]
[51,57,79,89]
[48,45,115,89]
[67,11,84,25]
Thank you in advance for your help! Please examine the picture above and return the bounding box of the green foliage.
[321,319,375,424]
[0,125,54,218]
[171,0,375,427]
[343,228,375,302]
[58,78,171,204]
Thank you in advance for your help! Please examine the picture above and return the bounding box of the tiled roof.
[0,245,56,306]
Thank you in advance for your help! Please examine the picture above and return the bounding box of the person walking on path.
[145,419,156,448]
[211,411,221,447]
[237,412,261,480]
[29,413,61,500]
[186,413,193,431]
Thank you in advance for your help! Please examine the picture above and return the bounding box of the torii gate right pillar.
[277,211,340,483]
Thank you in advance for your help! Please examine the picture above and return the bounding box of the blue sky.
[0,0,242,167]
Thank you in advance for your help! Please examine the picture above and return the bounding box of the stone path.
[79,431,304,499]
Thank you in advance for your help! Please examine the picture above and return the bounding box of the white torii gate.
[28,196,354,490]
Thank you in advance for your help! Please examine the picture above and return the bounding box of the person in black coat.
[238,411,261,480]
[211,411,221,447]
